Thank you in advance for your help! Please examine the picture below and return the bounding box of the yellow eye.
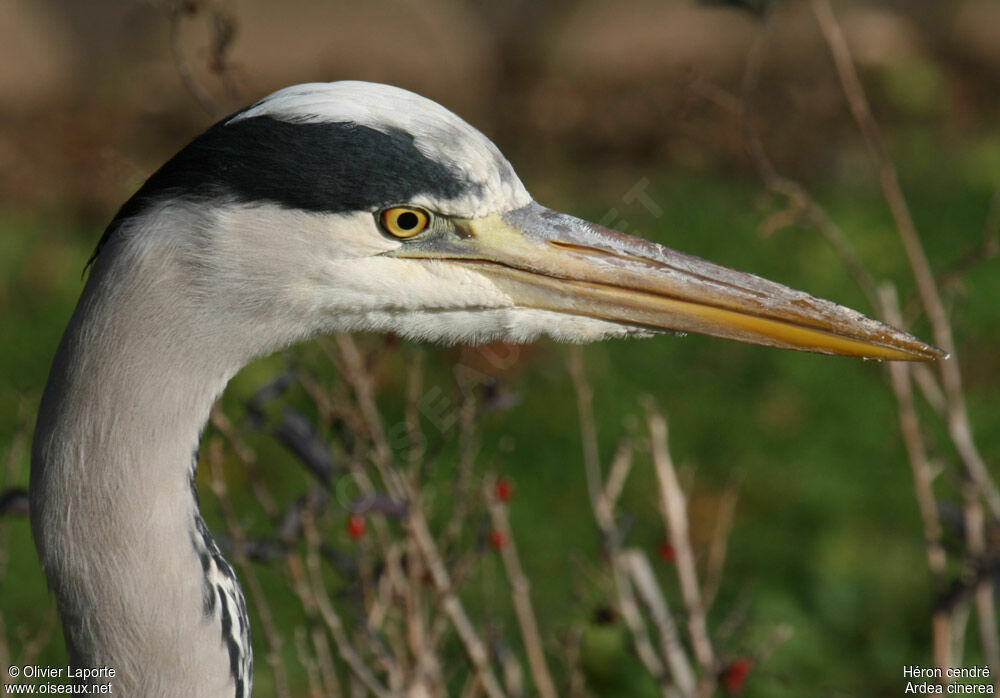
[380,207,430,238]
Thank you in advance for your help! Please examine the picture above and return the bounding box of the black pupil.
[397,211,419,230]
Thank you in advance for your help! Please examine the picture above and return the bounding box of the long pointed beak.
[391,202,944,361]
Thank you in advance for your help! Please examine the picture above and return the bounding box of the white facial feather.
[172,202,636,351]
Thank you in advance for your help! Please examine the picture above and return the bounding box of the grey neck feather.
[31,205,260,698]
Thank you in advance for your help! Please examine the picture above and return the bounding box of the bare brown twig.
[567,354,679,696]
[329,336,506,698]
[881,286,951,672]
[646,408,715,676]
[301,512,393,698]
[810,0,1000,519]
[622,549,696,696]
[962,482,1000,693]
[484,476,558,698]
[701,479,740,612]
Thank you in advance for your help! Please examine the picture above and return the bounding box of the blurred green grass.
[1,134,997,696]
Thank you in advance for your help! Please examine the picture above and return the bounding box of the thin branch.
[336,334,508,697]
[405,349,427,476]
[484,477,559,698]
[701,478,740,611]
[949,602,973,674]
[443,388,481,546]
[880,287,947,569]
[612,563,677,697]
[293,626,333,698]
[602,439,634,511]
[284,553,344,697]
[753,623,794,665]
[332,335,407,500]
[880,286,951,672]
[911,363,947,418]
[646,408,715,673]
[403,528,444,694]
[903,189,1000,325]
[497,643,526,698]
[369,543,410,688]
[458,673,484,698]
[407,514,507,698]
[562,629,587,698]
[567,355,679,697]
[962,483,1000,690]
[567,348,605,515]
[622,549,697,696]
[301,513,394,698]
[811,0,1000,517]
[209,407,279,517]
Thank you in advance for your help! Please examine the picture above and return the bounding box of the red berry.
[346,514,365,540]
[658,542,675,562]
[495,478,514,502]
[722,657,752,694]
[489,529,506,550]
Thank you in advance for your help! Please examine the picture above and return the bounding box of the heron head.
[96,81,942,361]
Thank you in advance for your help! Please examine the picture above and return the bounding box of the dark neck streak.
[189,458,252,698]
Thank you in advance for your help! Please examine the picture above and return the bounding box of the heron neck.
[30,232,252,697]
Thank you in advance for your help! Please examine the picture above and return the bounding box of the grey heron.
[30,81,942,697]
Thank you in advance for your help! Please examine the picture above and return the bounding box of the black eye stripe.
[87,116,479,269]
